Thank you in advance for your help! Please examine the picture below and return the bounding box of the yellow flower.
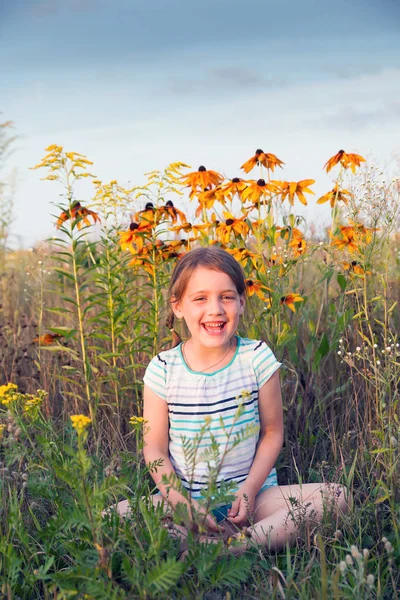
[0,383,18,405]
[0,424,6,440]
[70,414,92,434]
[129,416,146,426]
[24,391,46,413]
[274,180,315,206]
[280,294,304,313]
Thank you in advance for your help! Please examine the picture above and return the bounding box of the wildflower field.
[0,120,399,598]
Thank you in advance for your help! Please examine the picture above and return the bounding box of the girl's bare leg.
[229,482,350,555]
[109,495,190,556]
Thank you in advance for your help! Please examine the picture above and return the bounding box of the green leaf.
[337,273,347,291]
[145,558,185,593]
[318,333,329,358]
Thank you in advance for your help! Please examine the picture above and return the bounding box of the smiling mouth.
[202,322,226,334]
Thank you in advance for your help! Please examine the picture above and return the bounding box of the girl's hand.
[190,499,222,533]
[227,487,256,526]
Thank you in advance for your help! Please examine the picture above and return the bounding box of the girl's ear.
[239,294,245,315]
[171,297,184,320]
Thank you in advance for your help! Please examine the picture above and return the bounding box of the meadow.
[0,126,399,598]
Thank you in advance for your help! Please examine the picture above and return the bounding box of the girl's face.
[172,266,245,349]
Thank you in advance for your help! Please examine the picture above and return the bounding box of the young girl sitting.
[115,246,349,554]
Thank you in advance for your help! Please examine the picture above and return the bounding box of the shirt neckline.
[178,335,241,376]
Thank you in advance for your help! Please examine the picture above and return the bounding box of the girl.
[116,247,349,554]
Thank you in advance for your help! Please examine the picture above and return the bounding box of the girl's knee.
[321,483,351,514]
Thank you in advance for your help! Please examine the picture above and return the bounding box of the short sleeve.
[143,353,167,400]
[252,340,282,388]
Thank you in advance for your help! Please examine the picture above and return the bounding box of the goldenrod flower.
[70,414,92,435]
[180,165,224,199]
[57,202,100,229]
[0,383,18,406]
[24,392,46,413]
[241,179,276,205]
[129,415,146,425]
[274,180,315,206]
[215,212,249,244]
[280,294,304,312]
[317,184,353,208]
[323,150,366,173]
[241,149,284,174]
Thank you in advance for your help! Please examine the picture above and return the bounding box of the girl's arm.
[228,371,284,524]
[143,384,220,531]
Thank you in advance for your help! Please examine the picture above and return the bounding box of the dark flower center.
[166,200,174,207]
[338,149,345,154]
[145,202,154,210]
[247,280,254,287]
[257,179,266,186]
[225,219,234,226]
[232,177,240,183]
[198,166,206,171]
[255,149,263,155]
[130,222,139,231]
[281,296,286,302]
[71,201,81,209]
[351,260,357,266]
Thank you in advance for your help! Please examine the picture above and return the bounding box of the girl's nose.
[208,299,224,315]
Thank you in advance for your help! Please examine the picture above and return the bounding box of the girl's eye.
[194,297,206,301]
[222,295,235,300]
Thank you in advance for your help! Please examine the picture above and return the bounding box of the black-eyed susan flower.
[33,333,63,345]
[218,178,248,201]
[317,184,353,208]
[342,261,369,275]
[241,179,277,205]
[323,150,366,173]
[156,200,187,224]
[276,226,304,241]
[241,149,284,174]
[135,202,158,227]
[195,187,227,217]
[56,202,100,229]
[347,220,377,244]
[245,279,272,300]
[169,222,211,237]
[215,212,249,244]
[181,165,224,199]
[226,247,259,269]
[289,237,307,257]
[331,226,360,253]
[274,180,315,206]
[280,294,304,312]
[117,221,153,252]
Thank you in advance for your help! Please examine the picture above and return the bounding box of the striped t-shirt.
[143,336,282,499]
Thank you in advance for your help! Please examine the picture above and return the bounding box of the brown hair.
[166,246,246,348]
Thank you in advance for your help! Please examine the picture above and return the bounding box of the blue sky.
[1,0,400,247]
